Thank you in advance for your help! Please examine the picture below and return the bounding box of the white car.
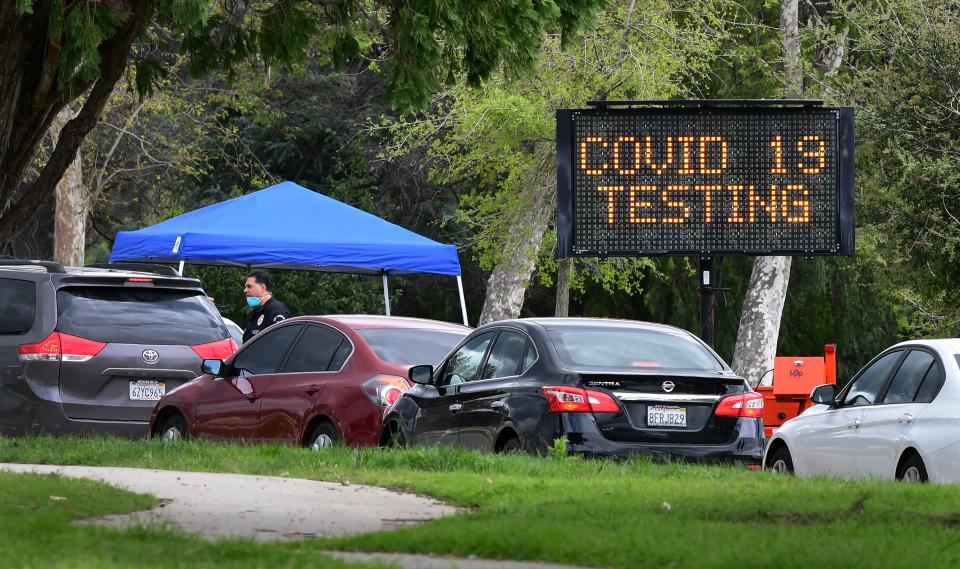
[764,339,960,483]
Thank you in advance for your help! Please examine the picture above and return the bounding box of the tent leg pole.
[178,260,185,276]
[456,275,468,326]
[382,273,391,316]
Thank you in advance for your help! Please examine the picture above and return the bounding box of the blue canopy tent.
[110,181,468,324]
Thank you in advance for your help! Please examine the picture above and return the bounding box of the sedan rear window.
[56,287,229,345]
[546,327,723,371]
[358,329,467,365]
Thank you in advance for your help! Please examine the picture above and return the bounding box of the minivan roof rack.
[85,262,180,277]
[0,259,67,273]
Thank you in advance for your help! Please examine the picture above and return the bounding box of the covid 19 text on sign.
[556,106,855,257]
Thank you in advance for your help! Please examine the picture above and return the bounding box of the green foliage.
[386,0,607,108]
[388,1,726,298]
[15,0,33,15]
[56,2,129,90]
[831,0,960,336]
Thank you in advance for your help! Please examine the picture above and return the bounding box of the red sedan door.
[256,323,353,443]
[192,323,303,441]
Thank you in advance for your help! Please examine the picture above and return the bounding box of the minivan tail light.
[715,392,764,418]
[18,332,106,362]
[542,386,620,414]
[191,338,238,360]
[362,375,410,407]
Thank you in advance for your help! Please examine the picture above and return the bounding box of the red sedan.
[149,315,469,449]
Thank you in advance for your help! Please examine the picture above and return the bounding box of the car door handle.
[898,414,915,424]
[246,392,262,402]
[490,401,506,409]
[847,419,861,429]
[448,403,462,412]
[304,384,321,396]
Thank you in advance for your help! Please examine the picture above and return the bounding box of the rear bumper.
[558,413,765,463]
[0,384,148,438]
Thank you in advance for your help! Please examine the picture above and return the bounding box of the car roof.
[502,317,695,336]
[292,315,471,332]
[891,338,960,352]
[0,262,195,281]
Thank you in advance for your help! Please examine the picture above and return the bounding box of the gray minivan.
[0,260,236,437]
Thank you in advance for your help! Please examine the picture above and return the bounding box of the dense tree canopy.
[2,0,607,245]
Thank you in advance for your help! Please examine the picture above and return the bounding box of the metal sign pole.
[699,257,715,348]
[456,275,468,326]
[382,272,391,316]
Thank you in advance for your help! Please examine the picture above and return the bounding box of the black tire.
[156,413,189,441]
[382,420,407,449]
[897,453,929,483]
[498,436,521,454]
[306,422,340,451]
[766,445,794,474]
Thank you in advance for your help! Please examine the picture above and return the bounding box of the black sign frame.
[556,102,855,258]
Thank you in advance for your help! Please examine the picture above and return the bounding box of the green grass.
[2,436,960,568]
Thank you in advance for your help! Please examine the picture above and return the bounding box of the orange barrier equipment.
[755,344,837,437]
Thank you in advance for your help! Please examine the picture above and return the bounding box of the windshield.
[546,326,724,371]
[359,328,467,365]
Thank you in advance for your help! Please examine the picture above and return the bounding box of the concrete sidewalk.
[0,463,456,541]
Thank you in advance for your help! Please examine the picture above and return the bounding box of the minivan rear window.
[0,278,36,334]
[56,287,228,345]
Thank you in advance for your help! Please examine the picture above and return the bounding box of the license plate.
[647,405,687,428]
[129,380,165,401]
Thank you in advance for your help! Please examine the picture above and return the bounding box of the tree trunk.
[732,256,792,385]
[50,106,88,267]
[732,0,801,386]
[478,171,553,325]
[554,258,572,317]
[0,1,153,245]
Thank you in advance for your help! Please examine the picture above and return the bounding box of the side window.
[914,359,945,403]
[521,341,538,373]
[843,350,902,407]
[881,350,935,404]
[441,332,494,386]
[480,331,529,380]
[233,324,302,376]
[329,340,352,371]
[0,278,36,334]
[283,325,350,373]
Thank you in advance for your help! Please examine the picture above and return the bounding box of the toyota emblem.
[661,381,675,393]
[142,349,159,364]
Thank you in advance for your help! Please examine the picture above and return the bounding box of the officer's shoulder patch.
[273,314,286,323]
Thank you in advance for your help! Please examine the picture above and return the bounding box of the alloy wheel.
[770,458,790,474]
[310,433,334,451]
[902,465,923,483]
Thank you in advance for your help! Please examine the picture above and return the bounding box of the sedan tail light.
[191,338,239,360]
[362,375,410,407]
[18,332,106,362]
[714,392,764,418]
[542,386,620,413]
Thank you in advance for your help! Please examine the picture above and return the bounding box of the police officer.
[242,271,291,343]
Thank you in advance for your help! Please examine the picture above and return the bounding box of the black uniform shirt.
[242,298,291,343]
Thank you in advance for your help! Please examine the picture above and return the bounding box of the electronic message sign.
[556,104,855,257]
